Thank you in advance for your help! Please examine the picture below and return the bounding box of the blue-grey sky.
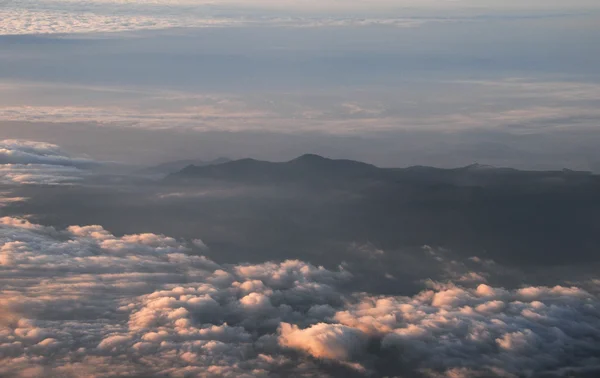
[1,0,600,169]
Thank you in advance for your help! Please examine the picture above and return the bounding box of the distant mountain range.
[140,157,231,175]
[161,154,600,266]
[168,154,596,188]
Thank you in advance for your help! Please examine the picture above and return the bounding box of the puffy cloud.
[0,217,599,377]
[334,283,600,377]
[0,140,94,167]
[0,217,351,376]
[0,140,97,185]
[278,322,367,360]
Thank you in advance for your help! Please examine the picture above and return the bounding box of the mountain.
[168,154,595,188]
[160,154,600,266]
[140,157,231,176]
[17,153,600,268]
[172,154,381,184]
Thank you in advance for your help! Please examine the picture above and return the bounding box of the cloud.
[0,140,94,166]
[0,216,600,377]
[0,8,242,36]
[0,140,96,185]
[0,0,458,36]
[3,0,594,36]
[0,216,350,376]
[334,282,600,377]
[0,164,85,185]
[278,322,367,360]
[0,192,27,207]
[4,79,600,136]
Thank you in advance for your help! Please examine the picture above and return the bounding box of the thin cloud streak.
[2,0,598,35]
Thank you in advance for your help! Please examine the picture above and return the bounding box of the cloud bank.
[0,140,95,185]
[0,0,451,36]
[3,0,597,35]
[0,139,94,166]
[0,216,599,377]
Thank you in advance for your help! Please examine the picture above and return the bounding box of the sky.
[1,0,600,169]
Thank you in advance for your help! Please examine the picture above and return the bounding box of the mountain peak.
[289,154,329,163]
[463,163,496,171]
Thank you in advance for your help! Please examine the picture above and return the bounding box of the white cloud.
[2,0,596,35]
[0,8,243,36]
[0,140,94,166]
[0,216,351,376]
[0,216,599,377]
[0,140,97,185]
[0,0,454,36]
[278,322,367,360]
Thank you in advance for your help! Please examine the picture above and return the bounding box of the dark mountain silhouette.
[140,157,231,175]
[169,154,595,188]
[158,154,600,267]
[174,154,379,183]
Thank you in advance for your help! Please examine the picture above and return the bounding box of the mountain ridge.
[168,154,596,187]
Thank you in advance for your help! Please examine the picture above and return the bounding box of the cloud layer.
[3,0,597,35]
[0,139,94,166]
[0,140,95,185]
[0,215,599,377]
[0,0,452,36]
